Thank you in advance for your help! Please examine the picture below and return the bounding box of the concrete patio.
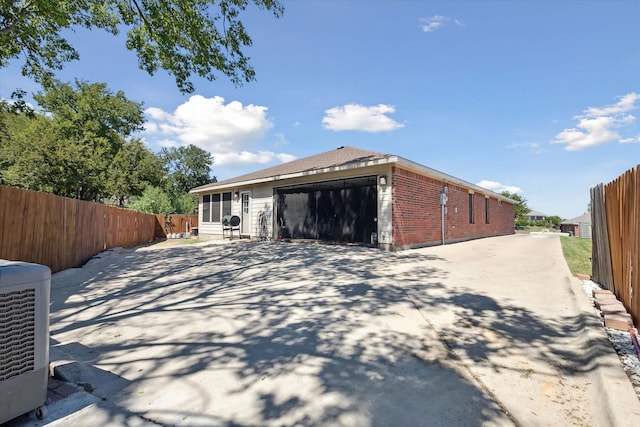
[7,235,640,426]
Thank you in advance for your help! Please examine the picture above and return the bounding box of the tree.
[545,215,563,228]
[171,193,199,215]
[0,0,284,93]
[106,138,164,207]
[0,80,145,200]
[501,191,530,224]
[128,185,172,214]
[160,144,215,196]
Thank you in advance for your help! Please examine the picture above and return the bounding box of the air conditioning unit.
[0,260,51,423]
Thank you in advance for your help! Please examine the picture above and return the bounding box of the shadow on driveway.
[43,238,639,426]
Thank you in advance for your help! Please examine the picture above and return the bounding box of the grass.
[175,238,201,245]
[559,236,592,276]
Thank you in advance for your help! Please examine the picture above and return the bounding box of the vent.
[0,288,36,381]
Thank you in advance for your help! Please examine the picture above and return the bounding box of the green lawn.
[559,236,592,276]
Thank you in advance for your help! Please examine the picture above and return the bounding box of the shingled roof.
[190,146,389,192]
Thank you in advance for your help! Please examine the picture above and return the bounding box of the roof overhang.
[189,155,394,193]
[190,154,517,205]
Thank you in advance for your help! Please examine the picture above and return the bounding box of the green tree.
[501,191,530,224]
[106,138,164,207]
[171,193,198,215]
[128,185,172,214]
[545,215,563,227]
[0,0,284,93]
[0,110,56,189]
[0,80,145,200]
[160,144,215,196]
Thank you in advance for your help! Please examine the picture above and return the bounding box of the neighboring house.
[527,210,547,222]
[189,146,515,250]
[560,213,592,238]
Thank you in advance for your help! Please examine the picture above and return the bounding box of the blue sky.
[2,0,639,219]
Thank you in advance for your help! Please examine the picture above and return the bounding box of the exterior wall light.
[379,175,388,186]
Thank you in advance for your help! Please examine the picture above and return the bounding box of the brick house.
[560,213,592,238]
[190,146,515,250]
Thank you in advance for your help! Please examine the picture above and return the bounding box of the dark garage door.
[276,176,378,245]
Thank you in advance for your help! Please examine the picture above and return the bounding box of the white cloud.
[476,180,523,195]
[144,95,294,168]
[273,132,288,147]
[419,15,463,32]
[552,92,640,151]
[145,107,168,121]
[215,151,296,166]
[506,142,542,154]
[419,15,448,32]
[322,104,404,132]
[620,134,640,144]
[583,92,640,117]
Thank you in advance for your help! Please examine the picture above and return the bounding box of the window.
[222,192,232,216]
[469,193,474,224]
[242,193,249,215]
[202,195,211,222]
[485,198,490,224]
[212,194,221,222]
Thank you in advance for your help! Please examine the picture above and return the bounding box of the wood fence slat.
[592,165,640,327]
[0,185,187,273]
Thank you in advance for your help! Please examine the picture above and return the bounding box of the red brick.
[599,303,627,315]
[594,295,619,310]
[592,289,613,297]
[391,166,514,248]
[604,313,634,331]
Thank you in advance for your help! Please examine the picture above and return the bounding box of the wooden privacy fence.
[155,214,198,237]
[0,186,197,273]
[591,165,640,327]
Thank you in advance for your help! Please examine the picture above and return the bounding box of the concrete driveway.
[10,235,640,426]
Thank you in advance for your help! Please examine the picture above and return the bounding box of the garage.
[275,175,378,245]
[191,146,515,249]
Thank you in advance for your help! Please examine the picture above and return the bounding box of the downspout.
[440,182,449,245]
[441,202,445,245]
[441,184,448,245]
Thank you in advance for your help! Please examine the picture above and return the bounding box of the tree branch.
[129,0,155,35]
[0,0,35,35]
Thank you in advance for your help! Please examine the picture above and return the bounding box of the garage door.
[276,176,378,245]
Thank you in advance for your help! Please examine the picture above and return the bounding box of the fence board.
[155,214,198,238]
[0,185,161,273]
[592,165,640,327]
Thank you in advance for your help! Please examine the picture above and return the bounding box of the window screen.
[222,192,232,216]
[202,195,210,222]
[212,194,221,222]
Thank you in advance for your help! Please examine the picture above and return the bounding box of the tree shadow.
[46,240,613,426]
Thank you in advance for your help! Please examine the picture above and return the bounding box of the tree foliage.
[107,138,164,207]
[545,215,563,227]
[1,80,216,212]
[501,191,530,224]
[0,0,284,93]
[160,144,214,196]
[1,80,145,200]
[128,185,172,214]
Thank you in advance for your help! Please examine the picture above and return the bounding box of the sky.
[1,0,639,219]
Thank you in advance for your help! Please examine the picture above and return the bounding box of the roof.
[190,146,387,192]
[561,213,591,224]
[190,146,516,204]
[527,210,547,217]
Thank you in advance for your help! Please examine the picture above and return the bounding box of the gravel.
[580,279,640,399]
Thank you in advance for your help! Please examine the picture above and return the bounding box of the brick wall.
[391,167,514,249]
